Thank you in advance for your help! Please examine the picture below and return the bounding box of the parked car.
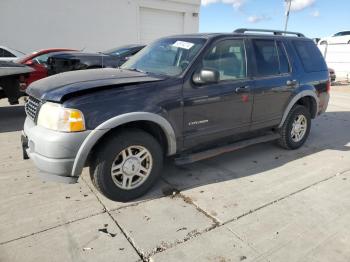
[47,44,145,75]
[0,61,33,104]
[22,29,330,201]
[0,46,25,62]
[329,68,336,83]
[319,31,350,45]
[15,48,77,89]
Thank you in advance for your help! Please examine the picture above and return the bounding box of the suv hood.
[27,68,165,102]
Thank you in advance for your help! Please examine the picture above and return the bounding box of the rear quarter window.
[293,40,327,72]
[3,50,16,58]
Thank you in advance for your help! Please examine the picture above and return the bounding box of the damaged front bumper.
[22,117,91,184]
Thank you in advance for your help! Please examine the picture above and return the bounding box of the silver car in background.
[0,46,24,62]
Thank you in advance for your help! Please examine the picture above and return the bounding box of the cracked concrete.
[110,195,215,257]
[1,87,350,261]
[0,213,140,262]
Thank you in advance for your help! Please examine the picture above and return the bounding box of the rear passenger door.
[250,39,295,130]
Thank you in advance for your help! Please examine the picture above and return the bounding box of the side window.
[3,49,16,58]
[202,39,246,81]
[0,48,4,58]
[293,40,327,72]
[252,39,279,76]
[277,41,290,74]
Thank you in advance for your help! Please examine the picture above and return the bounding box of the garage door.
[140,7,184,44]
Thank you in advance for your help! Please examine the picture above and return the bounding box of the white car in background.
[0,46,25,62]
[319,31,350,45]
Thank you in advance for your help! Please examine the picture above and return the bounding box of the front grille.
[25,96,41,121]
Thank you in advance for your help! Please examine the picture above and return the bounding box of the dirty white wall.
[0,0,200,53]
[319,44,350,81]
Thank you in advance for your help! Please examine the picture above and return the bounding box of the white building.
[319,44,350,81]
[0,0,201,53]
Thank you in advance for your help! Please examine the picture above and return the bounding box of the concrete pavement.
[0,86,349,261]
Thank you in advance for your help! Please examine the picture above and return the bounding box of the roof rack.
[234,28,305,37]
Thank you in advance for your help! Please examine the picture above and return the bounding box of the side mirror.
[193,68,219,85]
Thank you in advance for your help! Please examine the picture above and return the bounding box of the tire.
[278,105,311,150]
[0,76,21,105]
[90,129,164,201]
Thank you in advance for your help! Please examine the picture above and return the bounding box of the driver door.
[182,39,254,149]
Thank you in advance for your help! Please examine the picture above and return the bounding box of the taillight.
[326,80,331,93]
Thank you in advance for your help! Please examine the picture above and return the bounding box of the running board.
[175,132,281,165]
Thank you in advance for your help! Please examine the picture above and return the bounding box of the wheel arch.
[71,112,177,177]
[278,90,319,128]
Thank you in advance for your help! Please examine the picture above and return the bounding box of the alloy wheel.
[110,145,153,190]
[290,114,307,142]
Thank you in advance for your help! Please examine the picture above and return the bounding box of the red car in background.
[16,48,76,90]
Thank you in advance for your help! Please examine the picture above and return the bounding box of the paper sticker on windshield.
[172,41,194,50]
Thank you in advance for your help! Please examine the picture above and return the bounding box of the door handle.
[286,80,298,87]
[235,85,251,93]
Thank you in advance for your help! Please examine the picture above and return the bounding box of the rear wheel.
[90,129,164,201]
[278,105,311,150]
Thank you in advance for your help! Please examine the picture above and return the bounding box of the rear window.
[0,48,15,58]
[3,50,16,58]
[293,40,327,72]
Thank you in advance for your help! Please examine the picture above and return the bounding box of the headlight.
[37,102,86,132]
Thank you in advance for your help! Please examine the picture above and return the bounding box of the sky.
[199,0,350,38]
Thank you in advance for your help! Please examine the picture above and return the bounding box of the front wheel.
[90,129,164,201]
[278,105,311,150]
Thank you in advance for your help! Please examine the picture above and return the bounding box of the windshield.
[121,38,206,77]
[103,46,136,56]
[334,31,350,36]
[14,52,37,63]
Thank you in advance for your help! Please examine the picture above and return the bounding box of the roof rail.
[234,28,305,37]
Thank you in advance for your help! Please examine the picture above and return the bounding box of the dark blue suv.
[22,29,330,201]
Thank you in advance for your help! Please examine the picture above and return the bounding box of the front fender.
[71,112,177,177]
